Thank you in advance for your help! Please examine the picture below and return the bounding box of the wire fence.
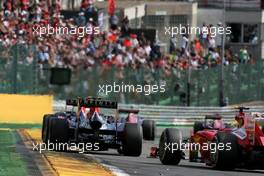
[0,45,264,106]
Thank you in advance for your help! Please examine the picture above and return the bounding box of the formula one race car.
[118,109,156,140]
[41,97,142,156]
[158,107,264,170]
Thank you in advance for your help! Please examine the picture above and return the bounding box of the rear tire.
[159,128,182,165]
[48,117,69,150]
[122,123,142,156]
[210,132,238,170]
[42,114,52,144]
[142,120,156,140]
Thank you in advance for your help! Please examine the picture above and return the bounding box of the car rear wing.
[118,109,139,114]
[205,115,222,120]
[66,98,118,109]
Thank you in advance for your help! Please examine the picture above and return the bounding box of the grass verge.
[0,129,29,176]
[0,123,41,129]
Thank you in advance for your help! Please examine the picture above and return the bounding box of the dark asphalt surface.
[87,141,264,176]
[85,129,264,176]
[18,126,264,176]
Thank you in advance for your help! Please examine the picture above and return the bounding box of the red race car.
[158,107,264,170]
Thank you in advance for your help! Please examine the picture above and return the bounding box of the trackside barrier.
[53,100,264,126]
[0,94,53,123]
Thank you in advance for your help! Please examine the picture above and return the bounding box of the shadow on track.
[179,163,264,175]
[84,151,120,156]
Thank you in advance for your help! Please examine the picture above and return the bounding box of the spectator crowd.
[0,0,255,74]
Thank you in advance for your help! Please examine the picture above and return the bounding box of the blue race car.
[42,97,142,156]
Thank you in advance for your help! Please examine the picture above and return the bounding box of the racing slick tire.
[142,120,156,140]
[193,121,204,134]
[122,123,142,156]
[210,132,238,170]
[159,128,182,165]
[48,117,69,150]
[42,114,52,144]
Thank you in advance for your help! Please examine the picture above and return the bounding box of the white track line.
[101,163,130,176]
[85,154,130,176]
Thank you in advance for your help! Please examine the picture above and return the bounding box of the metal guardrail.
[53,101,264,126]
[197,0,261,10]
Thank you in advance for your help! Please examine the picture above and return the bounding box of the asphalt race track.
[18,128,264,176]
[87,140,264,176]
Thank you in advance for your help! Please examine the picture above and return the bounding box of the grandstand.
[0,0,263,106]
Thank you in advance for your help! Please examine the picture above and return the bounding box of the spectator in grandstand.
[121,16,129,37]
[38,45,49,64]
[200,22,208,48]
[190,52,200,69]
[3,0,13,17]
[181,34,189,56]
[208,35,216,51]
[169,36,177,54]
[239,47,250,63]
[0,0,255,73]
[76,12,86,26]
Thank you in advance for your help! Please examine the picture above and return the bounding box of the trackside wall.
[0,94,53,123]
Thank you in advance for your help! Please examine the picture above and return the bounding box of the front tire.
[159,128,182,165]
[122,123,142,156]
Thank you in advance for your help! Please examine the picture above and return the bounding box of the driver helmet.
[86,107,100,119]
[213,119,223,129]
[126,113,138,123]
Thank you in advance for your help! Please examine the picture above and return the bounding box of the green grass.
[0,123,41,129]
[0,129,29,176]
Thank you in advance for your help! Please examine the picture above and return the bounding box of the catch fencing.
[1,44,264,106]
